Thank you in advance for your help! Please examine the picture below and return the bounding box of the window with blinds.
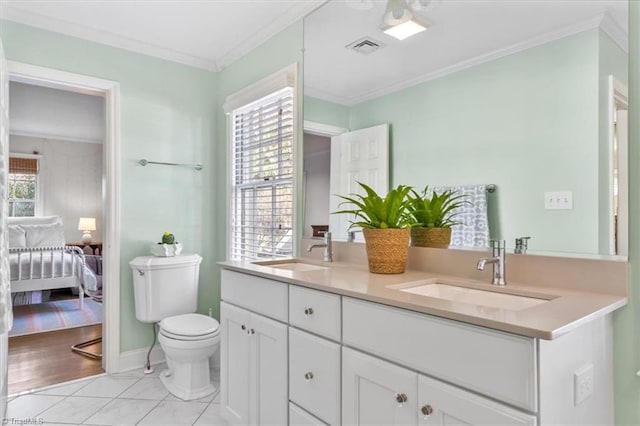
[8,156,39,217]
[230,87,294,260]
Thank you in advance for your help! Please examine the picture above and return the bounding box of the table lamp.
[78,217,96,244]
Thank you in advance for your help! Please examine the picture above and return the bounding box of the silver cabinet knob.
[395,393,408,407]
[421,405,433,416]
[304,307,314,316]
[249,328,255,335]
[304,372,314,381]
[241,324,246,330]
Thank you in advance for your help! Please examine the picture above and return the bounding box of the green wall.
[0,20,218,352]
[303,95,350,129]
[614,2,640,424]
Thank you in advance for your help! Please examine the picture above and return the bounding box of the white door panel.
[330,124,389,241]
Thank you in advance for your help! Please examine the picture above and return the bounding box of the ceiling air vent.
[345,37,386,55]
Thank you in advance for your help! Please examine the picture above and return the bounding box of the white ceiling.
[9,81,105,143]
[0,0,324,71]
[304,0,628,106]
[0,0,628,107]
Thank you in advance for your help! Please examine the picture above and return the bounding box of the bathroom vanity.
[218,256,626,426]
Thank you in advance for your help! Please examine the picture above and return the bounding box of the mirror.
[302,0,629,257]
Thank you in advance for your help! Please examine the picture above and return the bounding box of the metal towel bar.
[138,159,202,171]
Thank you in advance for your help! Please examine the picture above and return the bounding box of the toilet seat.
[160,313,220,341]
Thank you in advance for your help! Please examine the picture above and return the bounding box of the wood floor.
[8,324,104,395]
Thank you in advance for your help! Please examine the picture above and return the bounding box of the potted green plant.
[334,182,414,274]
[407,186,467,248]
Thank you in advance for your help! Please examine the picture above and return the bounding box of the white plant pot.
[150,242,183,257]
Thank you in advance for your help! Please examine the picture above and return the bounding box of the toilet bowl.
[157,313,220,401]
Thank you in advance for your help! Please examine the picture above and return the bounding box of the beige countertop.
[219,258,628,340]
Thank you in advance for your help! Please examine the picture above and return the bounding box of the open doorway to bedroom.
[6,80,106,393]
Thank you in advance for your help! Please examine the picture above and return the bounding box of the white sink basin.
[253,260,329,272]
[395,281,549,311]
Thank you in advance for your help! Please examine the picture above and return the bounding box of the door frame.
[8,61,121,373]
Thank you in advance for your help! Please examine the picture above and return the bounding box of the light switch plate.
[545,191,573,210]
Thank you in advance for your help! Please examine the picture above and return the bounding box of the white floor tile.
[73,376,139,398]
[38,396,111,424]
[117,377,169,400]
[83,398,159,425]
[6,394,65,418]
[194,403,229,426]
[113,362,167,379]
[36,378,93,396]
[137,400,208,426]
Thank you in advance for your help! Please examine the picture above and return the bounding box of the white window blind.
[230,87,294,260]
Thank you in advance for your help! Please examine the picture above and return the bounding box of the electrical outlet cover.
[573,364,594,405]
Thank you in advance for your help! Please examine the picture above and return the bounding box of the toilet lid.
[160,313,220,337]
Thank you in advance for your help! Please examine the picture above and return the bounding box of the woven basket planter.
[410,227,452,248]
[363,228,410,274]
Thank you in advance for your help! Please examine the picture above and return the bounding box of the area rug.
[9,298,103,337]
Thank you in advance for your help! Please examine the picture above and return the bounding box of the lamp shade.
[78,217,96,231]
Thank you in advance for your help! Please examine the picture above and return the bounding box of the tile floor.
[5,361,228,426]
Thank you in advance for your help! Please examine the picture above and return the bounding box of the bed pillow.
[23,222,66,248]
[8,225,26,248]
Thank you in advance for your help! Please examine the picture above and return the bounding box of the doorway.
[5,61,121,392]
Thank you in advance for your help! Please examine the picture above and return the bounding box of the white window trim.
[225,63,298,260]
[8,151,43,216]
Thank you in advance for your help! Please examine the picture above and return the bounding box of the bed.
[8,215,86,309]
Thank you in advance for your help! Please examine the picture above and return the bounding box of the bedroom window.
[226,68,297,261]
[8,155,39,217]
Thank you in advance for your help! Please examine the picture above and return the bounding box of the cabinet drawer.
[289,403,328,426]
[290,328,340,425]
[289,285,341,340]
[343,297,537,412]
[221,269,288,322]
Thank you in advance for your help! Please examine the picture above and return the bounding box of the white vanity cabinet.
[289,285,342,425]
[220,268,614,426]
[220,271,288,425]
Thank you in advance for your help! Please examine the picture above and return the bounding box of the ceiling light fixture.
[381,0,435,41]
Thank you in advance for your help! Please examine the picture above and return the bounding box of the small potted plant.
[150,231,183,256]
[407,186,467,248]
[334,182,414,274]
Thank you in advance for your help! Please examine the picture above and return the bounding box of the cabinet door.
[250,312,288,426]
[342,347,417,426]
[220,302,251,425]
[418,375,536,426]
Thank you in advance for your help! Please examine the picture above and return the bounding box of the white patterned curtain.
[0,39,12,334]
[432,184,490,249]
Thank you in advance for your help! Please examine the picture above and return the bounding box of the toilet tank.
[130,254,202,323]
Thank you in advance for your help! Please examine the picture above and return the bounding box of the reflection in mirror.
[303,0,629,257]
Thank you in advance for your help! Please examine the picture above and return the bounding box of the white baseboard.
[118,345,165,373]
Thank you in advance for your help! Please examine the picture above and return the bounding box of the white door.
[418,374,536,426]
[0,37,11,421]
[220,302,251,425]
[342,347,417,426]
[329,124,389,241]
[250,312,288,426]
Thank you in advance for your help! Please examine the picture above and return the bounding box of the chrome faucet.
[476,239,506,286]
[347,229,362,243]
[514,236,531,254]
[307,231,333,262]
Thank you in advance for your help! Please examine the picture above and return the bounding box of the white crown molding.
[1,1,322,72]
[1,5,219,71]
[600,11,629,53]
[9,129,103,145]
[223,63,297,113]
[216,1,324,70]
[310,12,626,107]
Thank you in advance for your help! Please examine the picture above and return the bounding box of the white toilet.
[130,254,220,401]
